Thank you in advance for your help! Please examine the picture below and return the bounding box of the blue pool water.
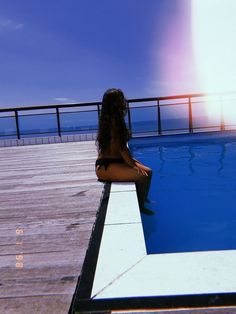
[130,132,236,254]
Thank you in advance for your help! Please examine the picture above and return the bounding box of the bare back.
[97,119,122,159]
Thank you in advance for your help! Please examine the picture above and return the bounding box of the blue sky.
[0,0,198,108]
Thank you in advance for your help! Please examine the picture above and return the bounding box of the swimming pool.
[72,131,236,313]
[130,131,236,255]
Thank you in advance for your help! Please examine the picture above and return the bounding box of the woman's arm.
[119,146,136,167]
[126,142,144,165]
[119,146,148,176]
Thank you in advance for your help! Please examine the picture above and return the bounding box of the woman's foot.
[145,198,156,204]
[141,207,155,215]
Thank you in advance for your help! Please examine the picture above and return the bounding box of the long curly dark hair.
[96,88,130,154]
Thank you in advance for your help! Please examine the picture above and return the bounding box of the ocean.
[0,113,227,139]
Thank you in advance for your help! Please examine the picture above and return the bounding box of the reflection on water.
[158,146,165,176]
[218,144,226,175]
[188,145,195,175]
[131,136,236,254]
[150,141,228,176]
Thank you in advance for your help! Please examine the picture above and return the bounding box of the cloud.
[0,18,24,31]
[54,97,76,103]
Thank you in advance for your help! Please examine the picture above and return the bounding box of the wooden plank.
[0,294,73,314]
[0,141,103,312]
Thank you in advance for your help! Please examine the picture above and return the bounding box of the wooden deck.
[0,141,103,314]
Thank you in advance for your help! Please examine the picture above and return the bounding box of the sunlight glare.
[192,0,236,124]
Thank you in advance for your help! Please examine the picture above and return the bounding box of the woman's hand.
[120,147,148,176]
[133,164,148,176]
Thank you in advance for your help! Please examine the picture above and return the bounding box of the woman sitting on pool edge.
[95,88,154,215]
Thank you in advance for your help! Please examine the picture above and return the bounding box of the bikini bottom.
[95,158,125,170]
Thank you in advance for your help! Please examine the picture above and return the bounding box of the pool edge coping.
[71,181,236,313]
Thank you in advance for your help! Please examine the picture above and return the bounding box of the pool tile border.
[71,182,236,313]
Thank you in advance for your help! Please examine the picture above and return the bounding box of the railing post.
[97,104,101,135]
[15,110,20,139]
[127,102,132,137]
[97,104,100,120]
[157,99,162,135]
[56,107,61,137]
[220,96,225,131]
[188,97,193,133]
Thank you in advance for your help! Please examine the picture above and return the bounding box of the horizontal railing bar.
[131,124,229,134]
[134,128,189,133]
[17,131,60,135]
[0,102,101,112]
[159,102,189,107]
[129,105,157,109]
[191,100,214,104]
[0,134,17,137]
[17,128,98,135]
[60,110,98,114]
[129,102,189,109]
[1,91,236,141]
[1,91,236,113]
[1,124,227,137]
[128,93,204,103]
[62,129,98,133]
[1,126,235,139]
[128,91,236,103]
[17,113,57,117]
[192,126,221,130]
[15,110,98,117]
[131,131,158,134]
[128,91,236,104]
[158,125,222,132]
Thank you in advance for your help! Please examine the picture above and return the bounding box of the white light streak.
[192,0,236,124]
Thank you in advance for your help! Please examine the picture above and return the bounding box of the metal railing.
[1,91,236,140]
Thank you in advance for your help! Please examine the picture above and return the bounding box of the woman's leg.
[96,163,152,212]
[134,161,152,202]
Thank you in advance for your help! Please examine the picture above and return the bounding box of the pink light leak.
[151,2,201,97]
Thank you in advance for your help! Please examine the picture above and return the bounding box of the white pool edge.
[91,182,236,300]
